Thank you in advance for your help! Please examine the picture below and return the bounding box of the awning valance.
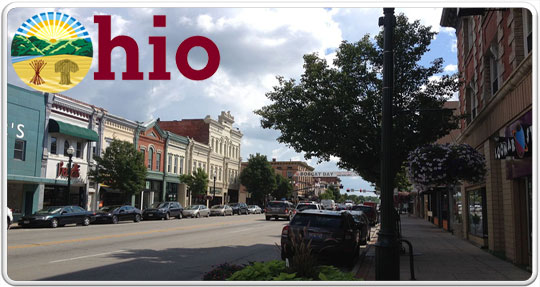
[49,119,99,141]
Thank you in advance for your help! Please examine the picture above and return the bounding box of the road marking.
[8,219,254,250]
[49,250,126,263]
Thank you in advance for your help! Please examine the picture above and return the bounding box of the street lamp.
[66,145,75,205]
[213,172,217,205]
[375,8,400,280]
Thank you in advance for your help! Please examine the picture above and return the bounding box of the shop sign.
[57,161,81,178]
[495,122,532,160]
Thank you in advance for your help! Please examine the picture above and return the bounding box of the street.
[7,214,287,281]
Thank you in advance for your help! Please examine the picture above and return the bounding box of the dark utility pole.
[375,7,400,280]
[213,173,217,205]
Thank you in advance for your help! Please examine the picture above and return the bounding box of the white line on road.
[49,250,126,263]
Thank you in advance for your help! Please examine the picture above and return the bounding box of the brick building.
[269,159,315,201]
[159,111,243,206]
[441,8,532,268]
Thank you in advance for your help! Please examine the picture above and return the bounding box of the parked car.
[19,206,95,228]
[142,202,183,220]
[247,205,262,214]
[93,205,142,224]
[293,202,322,215]
[348,210,371,245]
[7,207,13,229]
[281,210,361,267]
[210,205,233,216]
[265,200,294,221]
[320,199,336,210]
[229,203,249,215]
[352,204,378,226]
[183,205,210,218]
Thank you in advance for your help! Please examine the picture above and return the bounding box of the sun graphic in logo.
[11,12,93,93]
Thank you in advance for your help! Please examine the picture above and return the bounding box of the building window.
[220,143,223,154]
[179,157,184,174]
[63,140,70,156]
[202,163,206,172]
[463,17,474,57]
[219,167,222,181]
[50,137,57,155]
[174,156,178,174]
[523,9,532,55]
[198,162,202,169]
[168,154,172,173]
[193,161,197,174]
[468,188,487,238]
[14,139,26,161]
[76,142,82,158]
[148,147,154,170]
[156,153,161,172]
[489,43,499,97]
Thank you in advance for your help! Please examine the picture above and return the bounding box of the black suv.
[229,203,248,215]
[143,201,183,220]
[281,210,361,267]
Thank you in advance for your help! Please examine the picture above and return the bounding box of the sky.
[6,6,459,198]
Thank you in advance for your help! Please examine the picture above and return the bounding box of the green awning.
[49,119,99,142]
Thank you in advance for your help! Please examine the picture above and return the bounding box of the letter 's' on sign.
[94,15,220,81]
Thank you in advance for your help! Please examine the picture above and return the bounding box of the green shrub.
[226,260,359,281]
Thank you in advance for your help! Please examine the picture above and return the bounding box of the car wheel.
[50,218,58,228]
[196,213,201,218]
[266,216,270,221]
[164,213,170,220]
[134,214,141,222]
[177,213,182,219]
[83,217,90,226]
[112,216,119,224]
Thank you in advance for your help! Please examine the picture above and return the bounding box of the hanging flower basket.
[407,143,487,192]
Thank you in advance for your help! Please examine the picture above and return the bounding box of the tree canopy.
[179,168,209,198]
[273,174,293,200]
[89,139,147,202]
[239,153,276,205]
[256,14,459,188]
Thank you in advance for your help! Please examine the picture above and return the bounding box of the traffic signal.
[339,184,344,189]
[346,189,350,192]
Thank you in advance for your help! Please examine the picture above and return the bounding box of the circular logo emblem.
[11,12,93,93]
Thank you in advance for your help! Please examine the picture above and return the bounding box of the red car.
[352,205,378,226]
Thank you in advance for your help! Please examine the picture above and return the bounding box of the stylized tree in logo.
[55,59,79,85]
[29,59,47,85]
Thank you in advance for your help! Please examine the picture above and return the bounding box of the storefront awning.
[49,119,99,141]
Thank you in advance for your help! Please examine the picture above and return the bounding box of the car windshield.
[36,207,62,214]
[99,206,121,212]
[290,214,344,229]
[248,205,256,208]
[267,202,286,208]
[211,205,224,209]
[152,202,168,208]
[296,204,317,211]
[187,205,200,210]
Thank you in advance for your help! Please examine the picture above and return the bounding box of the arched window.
[148,147,154,170]
[63,140,70,156]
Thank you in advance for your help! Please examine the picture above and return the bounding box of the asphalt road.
[6,213,288,281]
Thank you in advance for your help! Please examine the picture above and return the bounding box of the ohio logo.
[11,12,93,93]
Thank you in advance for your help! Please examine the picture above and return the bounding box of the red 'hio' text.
[94,15,220,81]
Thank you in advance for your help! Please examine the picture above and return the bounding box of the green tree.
[273,174,293,200]
[319,190,335,200]
[256,14,459,188]
[179,168,209,204]
[239,154,277,205]
[89,139,147,203]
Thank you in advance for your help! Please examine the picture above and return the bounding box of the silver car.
[182,205,210,218]
[210,205,233,216]
[247,205,262,214]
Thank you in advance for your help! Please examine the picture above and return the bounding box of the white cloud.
[444,64,458,72]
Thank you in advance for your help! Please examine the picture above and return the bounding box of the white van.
[320,199,336,210]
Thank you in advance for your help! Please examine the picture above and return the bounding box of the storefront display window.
[453,190,462,224]
[468,188,487,237]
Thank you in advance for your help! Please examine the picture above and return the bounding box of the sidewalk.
[356,215,532,281]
